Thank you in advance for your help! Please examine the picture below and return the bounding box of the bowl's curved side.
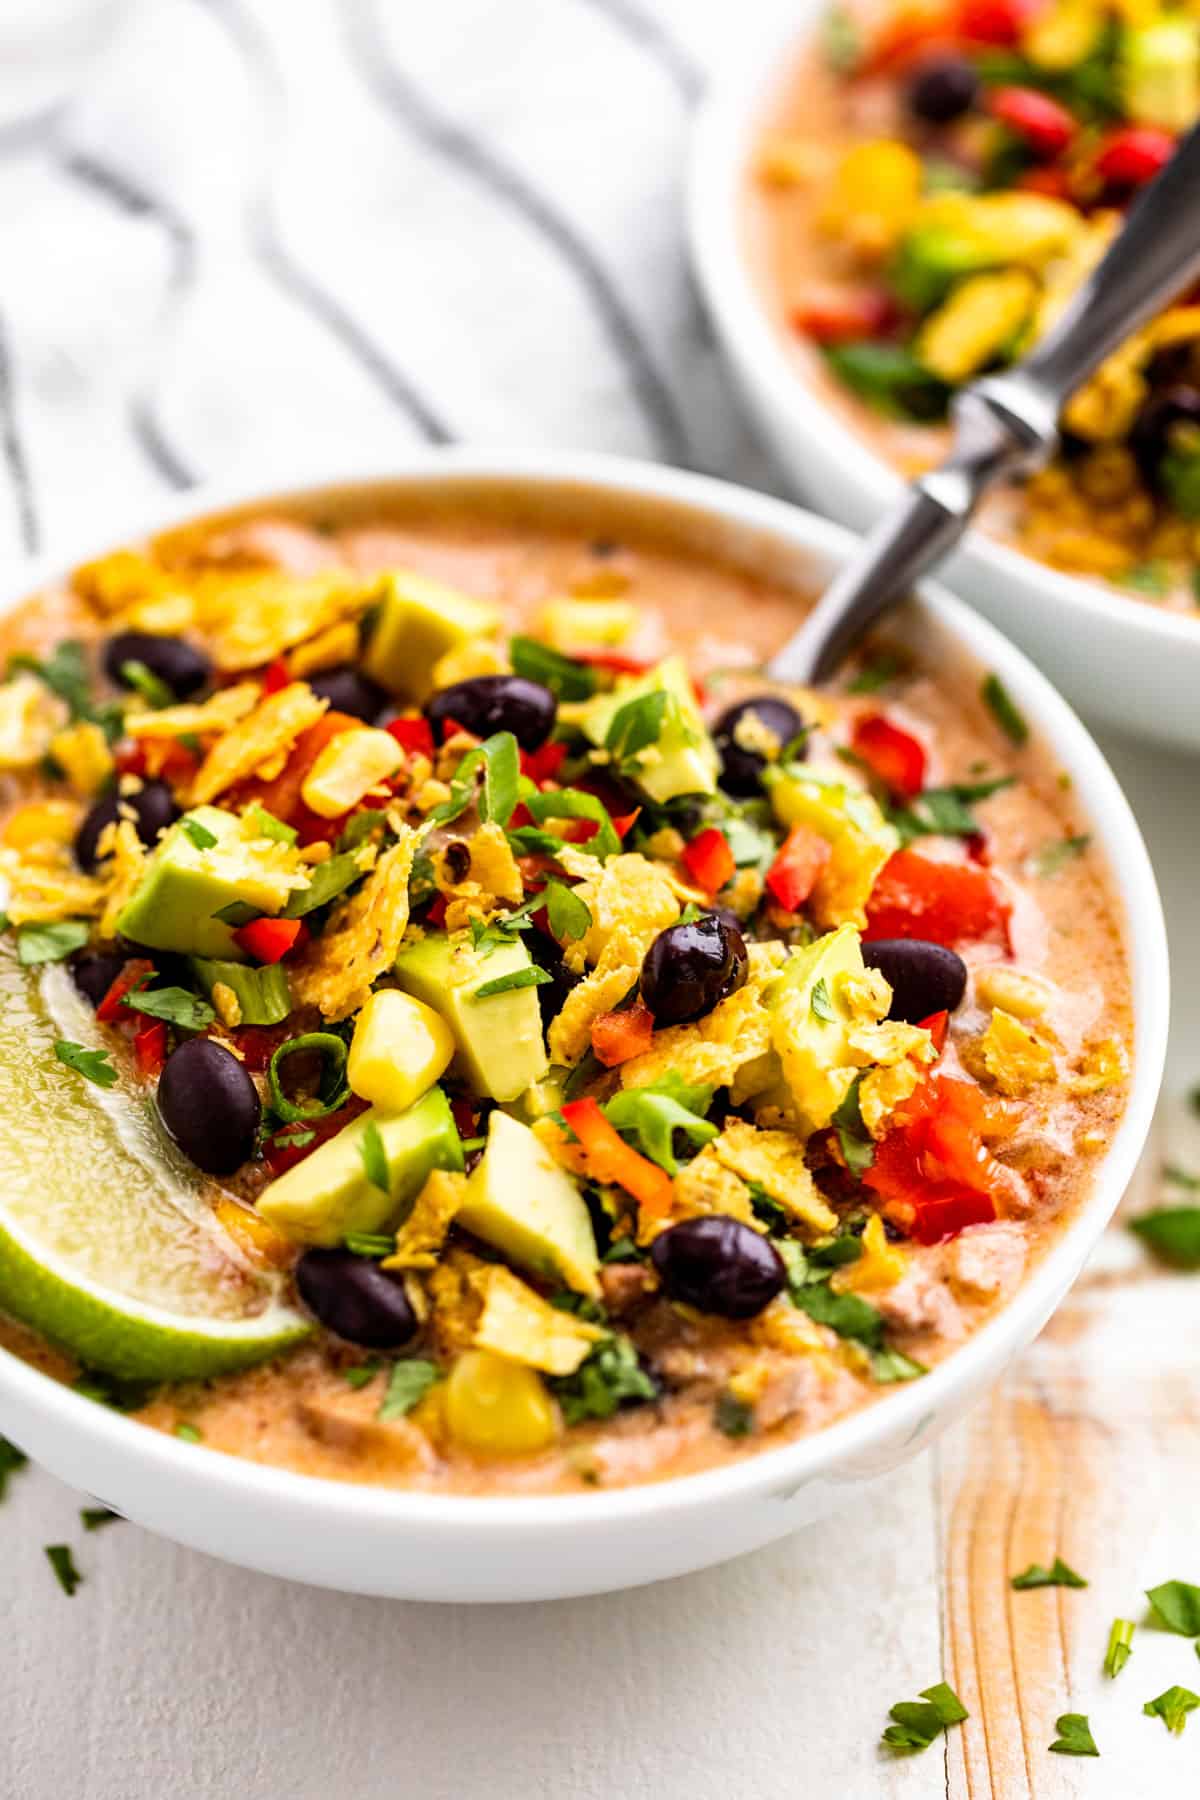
[686,18,1200,751]
[0,453,1169,1600]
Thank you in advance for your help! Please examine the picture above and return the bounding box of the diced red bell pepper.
[791,288,900,346]
[988,86,1076,159]
[920,1009,949,1055]
[1094,126,1175,192]
[865,849,1009,949]
[521,739,568,785]
[229,1025,283,1073]
[261,1099,368,1178]
[117,736,198,785]
[591,1003,656,1069]
[611,808,641,841]
[450,1096,479,1141]
[133,1019,167,1079]
[385,714,436,759]
[561,1096,674,1218]
[262,657,291,696]
[681,826,735,896]
[232,916,304,964]
[765,825,831,913]
[958,0,1035,46]
[865,1074,1012,1243]
[576,649,657,675]
[425,894,448,928]
[96,958,155,1023]
[852,713,927,799]
[1017,166,1072,199]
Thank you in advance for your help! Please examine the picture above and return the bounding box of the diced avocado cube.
[891,224,997,314]
[766,765,898,930]
[917,269,1036,385]
[536,596,638,652]
[360,570,502,702]
[392,931,548,1103]
[457,1111,600,1296]
[1123,18,1200,131]
[190,958,292,1026]
[347,988,456,1112]
[767,923,877,1133]
[116,805,308,960]
[256,1085,463,1247]
[579,655,718,803]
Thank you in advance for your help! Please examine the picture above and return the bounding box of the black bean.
[641,914,748,1025]
[75,780,180,872]
[526,925,582,1032]
[70,950,128,1009]
[294,1249,419,1349]
[862,937,968,1023]
[156,1038,261,1176]
[650,1215,785,1319]
[306,665,388,723]
[906,55,979,125]
[713,695,805,796]
[1130,384,1200,486]
[103,631,210,700]
[425,674,556,750]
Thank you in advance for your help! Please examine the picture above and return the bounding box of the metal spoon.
[767,117,1200,685]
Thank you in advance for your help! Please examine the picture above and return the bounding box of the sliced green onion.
[268,1032,350,1124]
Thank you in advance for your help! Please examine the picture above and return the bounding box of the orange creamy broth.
[0,496,1132,1494]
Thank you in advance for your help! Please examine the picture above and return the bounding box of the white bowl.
[688,6,1200,753]
[0,450,1169,1601]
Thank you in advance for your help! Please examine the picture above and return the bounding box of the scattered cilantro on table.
[1011,1557,1087,1590]
[1049,1713,1098,1756]
[1143,1686,1200,1735]
[881,1681,967,1752]
[44,1544,83,1596]
[1104,1618,1134,1678]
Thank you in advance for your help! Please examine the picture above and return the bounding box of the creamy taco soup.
[748,0,1200,609]
[0,487,1131,1494]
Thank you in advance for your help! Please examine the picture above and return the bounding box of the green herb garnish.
[1147,1579,1200,1635]
[714,1393,755,1439]
[17,919,90,965]
[268,1031,351,1124]
[882,1681,968,1752]
[520,783,622,859]
[1144,1686,1200,1735]
[604,689,671,767]
[120,659,173,708]
[824,343,949,422]
[125,984,215,1032]
[1129,1206,1200,1268]
[0,1434,28,1501]
[1011,1557,1087,1590]
[1122,560,1170,597]
[180,816,218,850]
[245,802,297,845]
[831,1075,874,1176]
[54,1040,118,1088]
[1104,1618,1134,1678]
[847,651,904,694]
[550,1332,656,1424]
[378,1358,439,1420]
[869,1346,927,1383]
[343,1361,381,1390]
[509,635,597,701]
[1029,834,1091,877]
[602,1074,716,1174]
[80,1507,120,1531]
[175,1422,202,1443]
[359,1120,390,1194]
[821,0,862,71]
[889,777,1013,845]
[472,966,553,1000]
[544,877,592,944]
[45,1544,83,1596]
[1049,1713,1098,1757]
[810,976,835,1022]
[343,1232,394,1258]
[427,730,520,829]
[981,673,1028,746]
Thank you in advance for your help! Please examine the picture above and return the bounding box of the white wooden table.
[2,3,1200,1793]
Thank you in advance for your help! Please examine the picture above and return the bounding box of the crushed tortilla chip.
[547,924,643,1065]
[125,680,261,741]
[289,829,416,1020]
[846,1019,935,1069]
[831,1214,908,1293]
[191,682,327,805]
[0,847,105,924]
[429,638,509,690]
[383,1170,468,1271]
[1068,1035,1129,1095]
[468,1264,604,1375]
[859,1061,923,1137]
[710,1118,837,1236]
[96,819,149,940]
[435,820,524,933]
[285,620,360,679]
[670,1144,761,1234]
[561,851,679,975]
[193,570,382,672]
[979,1008,1056,1095]
[620,943,787,1097]
[0,673,67,770]
[426,1248,489,1358]
[48,721,113,797]
[73,550,183,621]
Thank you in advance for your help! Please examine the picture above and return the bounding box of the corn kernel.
[300,727,403,818]
[443,1349,559,1456]
[215,1196,292,1267]
[2,800,81,853]
[536,596,638,651]
[821,141,922,258]
[974,966,1052,1020]
[48,720,115,797]
[347,988,455,1112]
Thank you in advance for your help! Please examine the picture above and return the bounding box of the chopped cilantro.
[427,730,520,829]
[790,1277,884,1348]
[810,976,835,1022]
[831,1075,874,1176]
[343,1232,395,1258]
[1146,1579,1200,1635]
[175,1422,203,1443]
[824,343,949,422]
[1104,1618,1134,1678]
[882,1681,967,1752]
[54,1039,118,1088]
[509,635,597,701]
[821,1,862,71]
[120,659,173,708]
[125,984,215,1031]
[520,784,621,859]
[981,673,1029,746]
[0,1434,28,1501]
[1164,1162,1200,1192]
[73,1368,157,1411]
[550,1333,657,1424]
[10,640,95,721]
[544,877,592,944]
[343,1361,381,1390]
[17,919,90,965]
[1028,834,1091,877]
[1011,1557,1087,1590]
[1144,1685,1200,1735]
[1122,561,1170,597]
[45,1544,82,1596]
[714,1392,755,1439]
[245,802,297,845]
[600,1234,640,1264]
[80,1506,120,1531]
[1129,1206,1200,1268]
[472,965,553,1000]
[889,777,1014,845]
[869,1346,926,1384]
[605,688,671,766]
[359,1120,390,1193]
[213,900,260,926]
[848,652,904,694]
[602,1074,716,1174]
[180,816,218,850]
[1049,1713,1098,1757]
[377,1358,439,1420]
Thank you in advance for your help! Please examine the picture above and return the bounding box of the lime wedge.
[0,943,310,1379]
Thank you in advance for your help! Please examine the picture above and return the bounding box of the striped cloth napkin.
[0,0,793,566]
